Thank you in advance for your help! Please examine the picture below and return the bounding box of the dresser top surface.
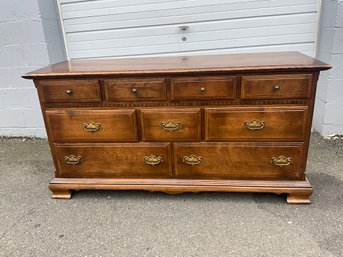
[23,52,330,79]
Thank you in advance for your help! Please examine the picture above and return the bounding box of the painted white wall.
[314,0,343,136]
[0,0,65,137]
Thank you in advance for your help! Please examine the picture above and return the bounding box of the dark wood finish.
[23,52,330,79]
[241,74,312,99]
[23,52,331,203]
[104,78,166,101]
[205,106,308,141]
[36,79,101,102]
[53,143,172,178]
[170,76,236,100]
[50,189,72,199]
[49,178,312,204]
[45,109,138,142]
[140,108,201,141]
[174,142,304,179]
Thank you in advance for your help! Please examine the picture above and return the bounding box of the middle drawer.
[140,108,201,141]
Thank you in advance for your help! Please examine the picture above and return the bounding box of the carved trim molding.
[46,99,307,108]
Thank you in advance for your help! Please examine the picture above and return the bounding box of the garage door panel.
[61,0,282,19]
[67,13,317,43]
[68,23,316,52]
[62,0,316,22]
[63,2,317,33]
[69,33,315,59]
[98,43,314,61]
[59,0,319,59]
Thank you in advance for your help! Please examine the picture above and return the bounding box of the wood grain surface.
[53,143,172,178]
[45,109,138,142]
[23,52,330,79]
[205,106,308,141]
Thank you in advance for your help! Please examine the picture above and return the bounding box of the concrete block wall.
[314,0,343,135]
[0,0,65,137]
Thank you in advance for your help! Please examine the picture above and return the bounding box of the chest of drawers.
[23,52,330,203]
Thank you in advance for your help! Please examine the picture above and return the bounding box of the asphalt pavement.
[0,133,342,257]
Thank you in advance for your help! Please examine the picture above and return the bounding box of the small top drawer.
[36,80,101,103]
[241,74,312,99]
[171,76,236,100]
[104,78,166,101]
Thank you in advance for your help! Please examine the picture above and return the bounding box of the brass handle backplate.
[82,121,102,133]
[161,121,182,132]
[271,155,293,167]
[244,120,265,131]
[64,155,82,165]
[144,155,163,166]
[183,155,203,166]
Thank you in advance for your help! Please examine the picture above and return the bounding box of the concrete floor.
[0,133,342,257]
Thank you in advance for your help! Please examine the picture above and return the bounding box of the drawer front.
[46,109,138,142]
[174,143,304,179]
[205,106,308,141]
[140,108,201,141]
[36,80,101,102]
[104,78,166,101]
[171,76,236,100]
[54,143,171,178]
[241,74,312,99]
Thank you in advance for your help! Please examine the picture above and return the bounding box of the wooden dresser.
[23,52,330,203]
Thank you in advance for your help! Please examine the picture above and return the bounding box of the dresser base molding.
[50,188,72,199]
[49,177,312,204]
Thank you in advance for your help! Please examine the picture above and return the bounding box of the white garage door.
[58,0,320,60]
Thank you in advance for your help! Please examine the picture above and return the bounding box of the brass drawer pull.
[144,155,163,166]
[82,121,102,133]
[64,155,82,165]
[132,88,137,93]
[271,155,293,167]
[244,120,265,131]
[66,89,73,95]
[200,87,206,93]
[183,155,203,166]
[161,121,182,132]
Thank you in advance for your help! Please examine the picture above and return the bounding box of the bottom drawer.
[174,143,304,179]
[54,143,171,178]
